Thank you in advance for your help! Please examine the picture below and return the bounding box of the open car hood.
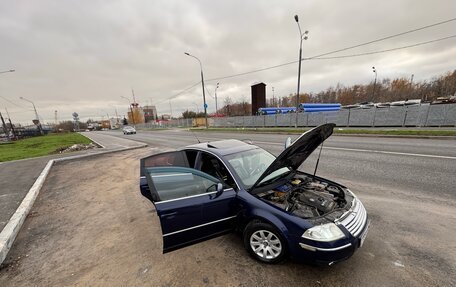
[250,123,335,191]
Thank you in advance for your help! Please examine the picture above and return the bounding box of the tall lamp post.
[214,83,220,116]
[272,86,275,107]
[294,15,309,128]
[185,52,208,129]
[19,96,44,135]
[121,96,135,127]
[371,66,377,102]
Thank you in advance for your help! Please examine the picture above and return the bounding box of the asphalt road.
[103,129,456,201]
[1,130,455,286]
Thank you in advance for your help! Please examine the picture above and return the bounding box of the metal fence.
[212,103,456,128]
[134,103,456,129]
[135,118,193,129]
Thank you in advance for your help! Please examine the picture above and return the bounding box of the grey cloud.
[0,0,455,123]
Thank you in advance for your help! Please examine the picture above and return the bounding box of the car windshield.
[225,148,290,189]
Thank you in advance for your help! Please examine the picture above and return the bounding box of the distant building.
[100,120,111,129]
[127,105,145,125]
[161,114,171,120]
[143,105,157,122]
[251,82,266,115]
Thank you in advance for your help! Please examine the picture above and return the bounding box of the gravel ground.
[0,148,454,286]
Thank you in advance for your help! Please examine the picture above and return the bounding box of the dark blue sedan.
[139,123,369,265]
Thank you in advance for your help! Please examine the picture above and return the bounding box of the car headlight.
[302,223,345,242]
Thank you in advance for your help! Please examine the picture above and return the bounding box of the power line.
[310,34,456,60]
[156,80,201,104]
[306,17,456,59]
[205,17,456,82]
[0,95,30,110]
[158,17,456,105]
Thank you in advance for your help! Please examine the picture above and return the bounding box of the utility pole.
[185,52,208,129]
[215,83,219,115]
[115,108,119,125]
[54,110,58,126]
[131,89,137,125]
[5,108,16,139]
[410,74,414,99]
[19,96,44,135]
[294,15,309,128]
[121,95,136,127]
[272,87,275,107]
[0,111,9,141]
[169,100,173,118]
[371,67,378,102]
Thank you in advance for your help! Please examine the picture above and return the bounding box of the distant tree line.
[201,70,455,117]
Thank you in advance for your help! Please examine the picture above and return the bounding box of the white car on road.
[122,126,136,135]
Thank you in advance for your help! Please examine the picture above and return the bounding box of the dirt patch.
[0,149,454,286]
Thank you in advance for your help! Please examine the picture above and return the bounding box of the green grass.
[190,127,456,136]
[0,133,92,162]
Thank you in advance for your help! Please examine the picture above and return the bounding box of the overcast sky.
[0,0,455,124]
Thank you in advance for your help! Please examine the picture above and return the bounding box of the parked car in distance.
[123,126,136,135]
[139,123,369,265]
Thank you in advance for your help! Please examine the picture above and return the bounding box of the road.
[104,129,456,201]
[1,130,455,286]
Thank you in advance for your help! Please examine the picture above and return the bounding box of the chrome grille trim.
[336,198,367,237]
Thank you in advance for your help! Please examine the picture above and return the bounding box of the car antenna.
[190,129,201,143]
[313,142,324,180]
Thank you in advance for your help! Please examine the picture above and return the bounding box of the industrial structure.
[251,82,266,115]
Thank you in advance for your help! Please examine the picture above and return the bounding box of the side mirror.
[284,137,292,149]
[215,183,224,196]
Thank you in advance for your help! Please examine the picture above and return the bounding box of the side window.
[140,151,189,176]
[199,153,236,189]
[146,167,220,201]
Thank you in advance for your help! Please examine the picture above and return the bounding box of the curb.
[0,142,147,265]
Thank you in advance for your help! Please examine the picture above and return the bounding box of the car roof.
[184,139,258,156]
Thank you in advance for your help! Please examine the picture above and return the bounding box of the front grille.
[336,198,367,237]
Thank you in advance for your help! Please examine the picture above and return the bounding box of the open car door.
[140,151,236,253]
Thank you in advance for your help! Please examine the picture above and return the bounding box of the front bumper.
[292,219,370,265]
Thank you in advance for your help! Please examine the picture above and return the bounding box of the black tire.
[243,220,287,264]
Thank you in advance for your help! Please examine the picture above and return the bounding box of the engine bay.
[257,175,349,218]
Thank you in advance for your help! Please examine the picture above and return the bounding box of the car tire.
[243,220,287,264]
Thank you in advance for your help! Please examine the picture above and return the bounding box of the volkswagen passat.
[139,124,369,265]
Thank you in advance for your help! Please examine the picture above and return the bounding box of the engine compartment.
[257,175,348,218]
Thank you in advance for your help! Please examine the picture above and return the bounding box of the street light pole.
[121,96,135,127]
[185,52,208,129]
[215,83,219,116]
[294,15,308,128]
[272,87,275,107]
[371,66,377,102]
[19,96,44,135]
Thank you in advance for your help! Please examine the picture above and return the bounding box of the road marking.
[323,147,456,160]
[241,140,456,160]
[124,133,456,160]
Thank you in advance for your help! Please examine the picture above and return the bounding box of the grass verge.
[0,133,92,162]
[190,127,456,137]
